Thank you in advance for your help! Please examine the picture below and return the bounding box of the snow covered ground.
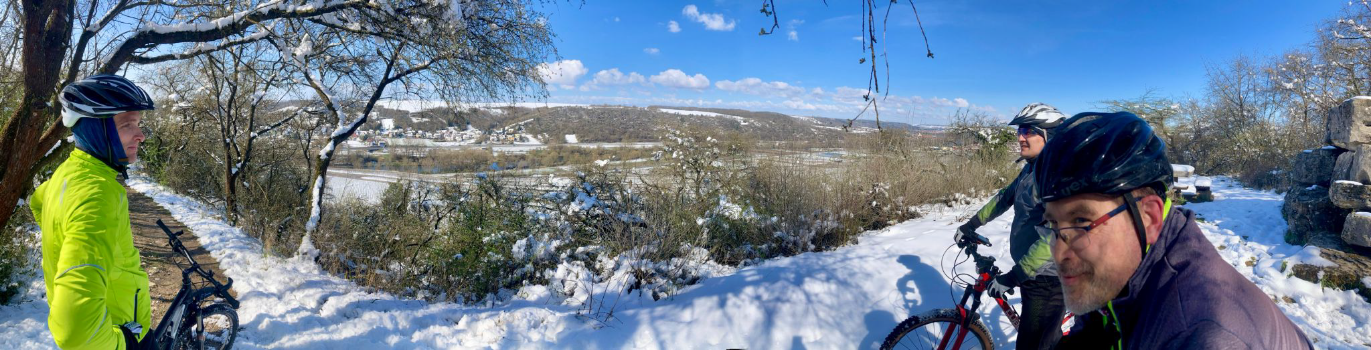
[655,108,750,124]
[374,100,588,113]
[3,176,1369,349]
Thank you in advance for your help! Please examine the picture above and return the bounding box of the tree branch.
[128,29,271,65]
[99,0,375,73]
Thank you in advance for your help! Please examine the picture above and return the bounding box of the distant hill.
[274,100,946,144]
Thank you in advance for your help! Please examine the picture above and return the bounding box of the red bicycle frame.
[933,246,1074,350]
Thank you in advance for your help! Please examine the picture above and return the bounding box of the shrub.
[273,123,1017,315]
[0,203,38,305]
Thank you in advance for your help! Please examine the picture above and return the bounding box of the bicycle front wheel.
[882,308,993,350]
[178,303,238,350]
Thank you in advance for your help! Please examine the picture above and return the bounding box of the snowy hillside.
[2,177,1368,349]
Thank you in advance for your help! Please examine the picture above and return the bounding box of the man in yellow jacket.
[30,74,156,349]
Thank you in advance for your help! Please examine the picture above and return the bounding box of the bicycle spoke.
[194,310,236,350]
[891,320,988,350]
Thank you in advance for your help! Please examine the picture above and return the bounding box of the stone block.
[1331,181,1371,210]
[1327,97,1371,149]
[1334,150,1356,182]
[1283,185,1350,245]
[1171,164,1194,179]
[1347,145,1371,184]
[1345,212,1371,248]
[1195,176,1212,190]
[1289,247,1371,302]
[1290,147,1340,186]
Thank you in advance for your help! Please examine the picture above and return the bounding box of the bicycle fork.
[937,272,995,350]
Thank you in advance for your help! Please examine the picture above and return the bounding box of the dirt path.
[126,189,234,323]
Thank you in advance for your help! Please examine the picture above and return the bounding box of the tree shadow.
[857,309,895,350]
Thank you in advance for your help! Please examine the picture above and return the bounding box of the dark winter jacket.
[1057,207,1312,349]
[966,161,1056,281]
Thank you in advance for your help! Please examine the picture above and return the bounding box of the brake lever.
[973,233,991,247]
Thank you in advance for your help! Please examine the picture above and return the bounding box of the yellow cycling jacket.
[30,148,151,350]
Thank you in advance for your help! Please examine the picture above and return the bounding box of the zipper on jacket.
[133,288,141,339]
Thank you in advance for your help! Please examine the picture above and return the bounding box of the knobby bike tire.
[176,303,238,350]
[881,308,994,350]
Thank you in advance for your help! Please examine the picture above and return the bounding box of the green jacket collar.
[69,147,121,180]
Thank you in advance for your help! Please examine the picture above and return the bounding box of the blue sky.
[530,1,1346,125]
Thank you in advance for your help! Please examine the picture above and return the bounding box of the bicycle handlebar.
[155,219,239,308]
[960,243,1000,279]
[966,232,992,247]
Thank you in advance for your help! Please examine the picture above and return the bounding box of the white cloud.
[783,99,816,110]
[581,68,647,91]
[668,20,681,33]
[808,87,826,100]
[714,77,805,98]
[953,98,970,108]
[786,19,803,41]
[852,36,863,42]
[832,86,872,104]
[537,60,588,89]
[614,17,620,22]
[643,47,660,55]
[682,5,735,31]
[650,69,710,90]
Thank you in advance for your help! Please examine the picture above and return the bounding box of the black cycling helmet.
[1009,103,1066,138]
[1034,111,1172,202]
[1034,111,1173,258]
[60,74,155,127]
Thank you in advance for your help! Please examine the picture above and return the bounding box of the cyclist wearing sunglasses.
[1037,112,1309,349]
[954,102,1066,350]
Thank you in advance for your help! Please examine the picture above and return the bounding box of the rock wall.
[1285,97,1371,302]
[1284,97,1371,249]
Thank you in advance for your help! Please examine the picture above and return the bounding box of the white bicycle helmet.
[1009,102,1066,137]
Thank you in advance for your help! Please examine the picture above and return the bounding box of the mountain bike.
[880,233,1073,350]
[145,219,241,350]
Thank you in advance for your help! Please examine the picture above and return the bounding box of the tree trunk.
[300,45,406,254]
[0,0,73,228]
[224,150,238,225]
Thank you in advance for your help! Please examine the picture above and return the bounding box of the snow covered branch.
[99,0,375,73]
[129,29,272,65]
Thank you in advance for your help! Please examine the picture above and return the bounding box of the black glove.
[988,274,1018,298]
[120,322,144,350]
[955,222,978,248]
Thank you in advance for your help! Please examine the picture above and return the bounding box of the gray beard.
[1060,273,1128,314]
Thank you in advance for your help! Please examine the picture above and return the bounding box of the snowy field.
[2,176,1369,349]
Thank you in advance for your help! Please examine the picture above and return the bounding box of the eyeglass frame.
[1016,125,1043,136]
[1037,201,1129,246]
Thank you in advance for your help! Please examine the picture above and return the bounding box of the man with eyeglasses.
[1037,112,1310,349]
[954,103,1066,350]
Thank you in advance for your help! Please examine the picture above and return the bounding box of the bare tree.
[0,0,465,230]
[1099,90,1182,145]
[155,44,299,224]
[260,0,555,257]
[1329,0,1371,96]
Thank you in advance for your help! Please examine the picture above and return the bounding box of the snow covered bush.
[421,175,544,302]
[0,204,37,305]
[185,127,1018,317]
